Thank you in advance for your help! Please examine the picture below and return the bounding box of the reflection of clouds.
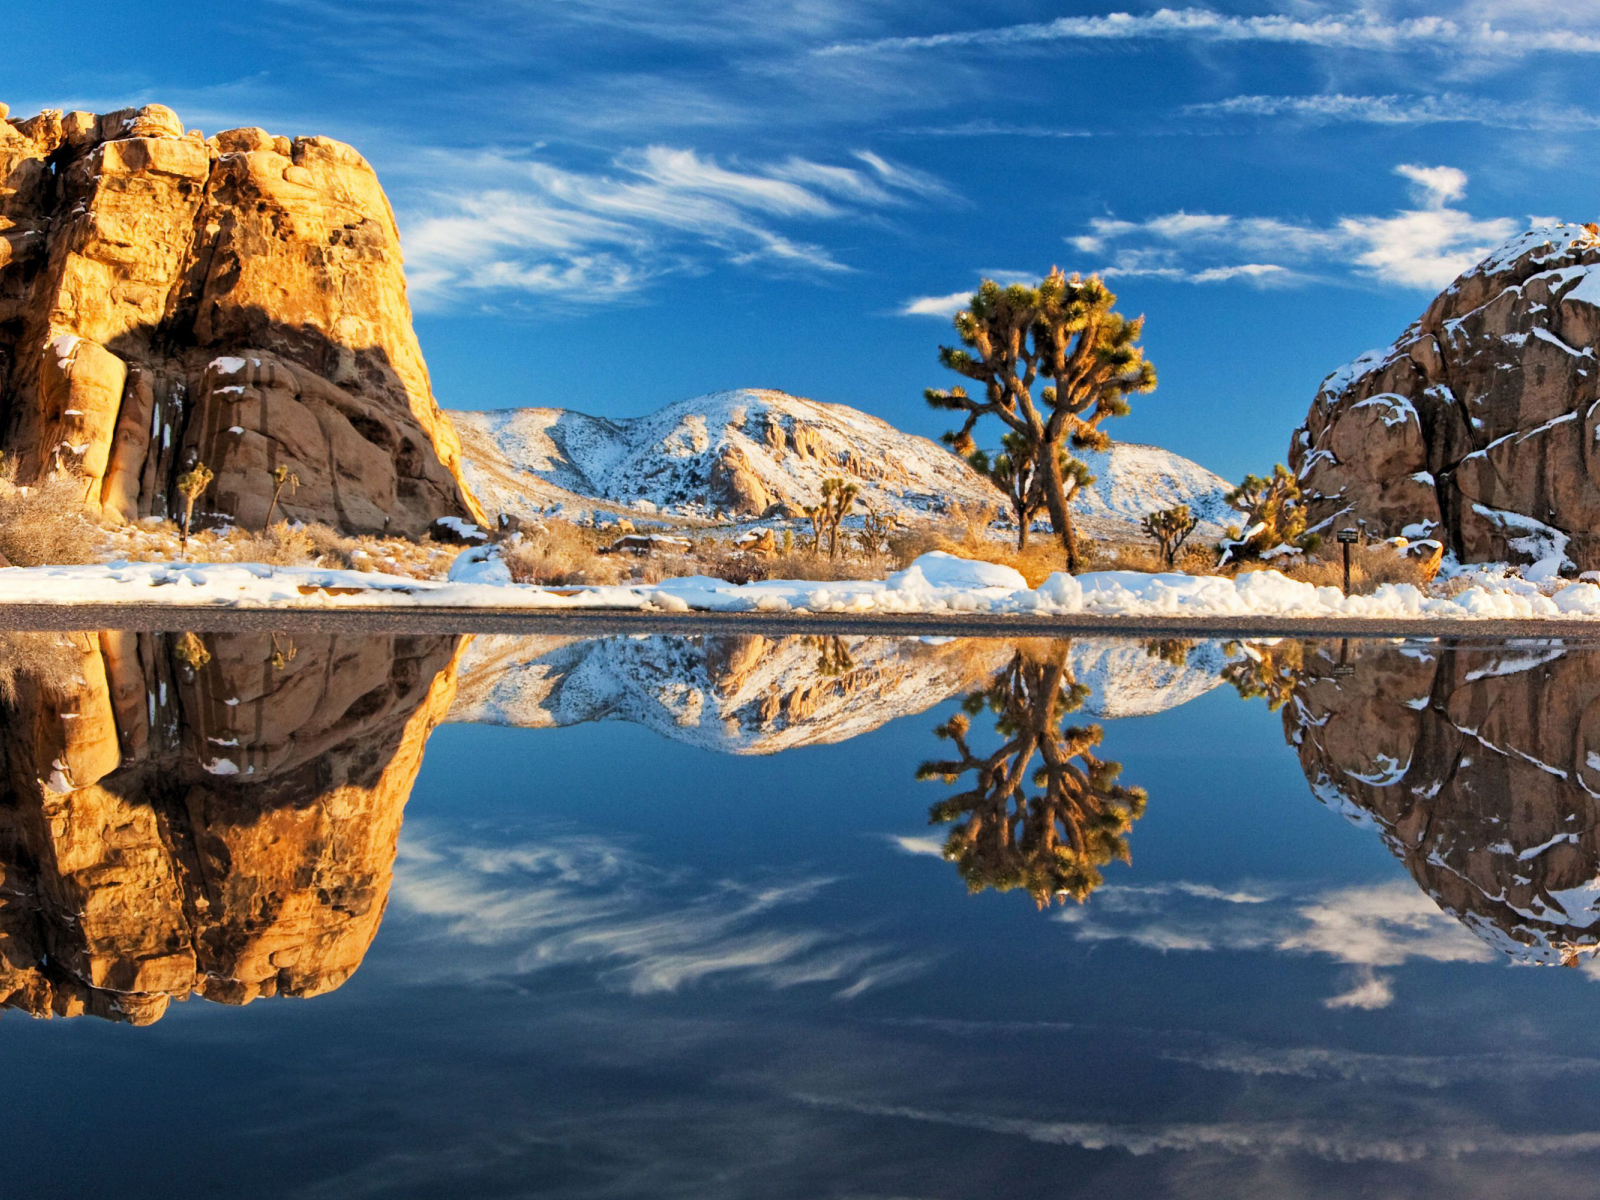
[1163,1040,1600,1090]
[883,833,945,857]
[791,1093,1600,1163]
[392,824,925,999]
[1057,880,1492,1008]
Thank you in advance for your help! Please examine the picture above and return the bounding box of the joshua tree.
[970,434,1093,551]
[266,465,299,526]
[1221,464,1319,564]
[927,269,1156,571]
[917,644,1148,907]
[1142,504,1199,568]
[175,462,213,559]
[859,500,897,559]
[804,477,859,559]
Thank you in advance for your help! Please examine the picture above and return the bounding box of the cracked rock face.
[1282,639,1600,966]
[0,103,484,534]
[0,630,463,1024]
[1290,223,1600,569]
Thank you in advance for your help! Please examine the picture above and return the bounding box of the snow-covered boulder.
[1292,222,1600,570]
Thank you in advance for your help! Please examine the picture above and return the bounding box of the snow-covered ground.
[9,551,1600,622]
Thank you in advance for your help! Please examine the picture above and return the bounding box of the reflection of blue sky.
[13,643,1600,1196]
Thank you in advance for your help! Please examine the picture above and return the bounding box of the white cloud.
[884,833,947,856]
[900,119,1094,138]
[1183,92,1600,131]
[1069,166,1520,291]
[399,144,940,309]
[1395,163,1468,208]
[817,6,1600,58]
[899,289,980,318]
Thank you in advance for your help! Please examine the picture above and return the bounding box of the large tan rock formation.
[0,103,485,534]
[0,629,463,1024]
[1291,223,1600,570]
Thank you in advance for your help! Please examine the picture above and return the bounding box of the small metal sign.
[1335,528,1359,544]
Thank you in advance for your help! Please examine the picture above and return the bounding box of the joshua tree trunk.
[1014,497,1030,552]
[181,496,196,558]
[1038,449,1079,572]
[266,479,287,526]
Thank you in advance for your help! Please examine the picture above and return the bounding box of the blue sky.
[8,1,1598,481]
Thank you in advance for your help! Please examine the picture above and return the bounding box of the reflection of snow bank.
[10,550,1600,619]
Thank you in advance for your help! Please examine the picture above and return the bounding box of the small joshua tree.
[1142,504,1198,568]
[1220,464,1319,564]
[175,462,213,559]
[804,477,859,559]
[859,499,897,559]
[266,464,299,526]
[969,434,1092,551]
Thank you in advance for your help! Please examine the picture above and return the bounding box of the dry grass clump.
[1238,543,1431,594]
[0,632,86,706]
[887,521,1068,587]
[104,518,455,579]
[503,520,627,586]
[0,474,102,566]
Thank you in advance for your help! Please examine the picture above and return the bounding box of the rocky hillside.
[1291,223,1600,571]
[0,103,483,535]
[454,388,1231,534]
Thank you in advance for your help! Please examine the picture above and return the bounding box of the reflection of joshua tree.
[809,636,856,678]
[918,645,1147,907]
[1143,638,1195,668]
[1220,640,1307,712]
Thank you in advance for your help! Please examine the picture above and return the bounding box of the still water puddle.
[3,630,1600,1198]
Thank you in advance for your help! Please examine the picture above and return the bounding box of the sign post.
[1336,528,1359,595]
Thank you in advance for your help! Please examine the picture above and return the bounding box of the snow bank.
[2,551,1599,621]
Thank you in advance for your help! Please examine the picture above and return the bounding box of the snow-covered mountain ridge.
[451,388,1233,534]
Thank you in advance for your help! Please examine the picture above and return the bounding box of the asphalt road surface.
[0,603,1596,643]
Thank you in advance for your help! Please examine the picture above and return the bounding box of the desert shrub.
[302,522,355,568]
[0,475,102,566]
[504,520,623,585]
[233,522,316,566]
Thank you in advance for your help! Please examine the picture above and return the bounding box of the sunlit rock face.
[0,104,483,534]
[0,631,463,1024]
[1283,639,1600,964]
[1291,224,1600,568]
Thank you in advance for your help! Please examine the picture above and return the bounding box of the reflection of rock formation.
[0,631,462,1023]
[1272,639,1600,964]
[450,635,1224,753]
[919,643,1147,907]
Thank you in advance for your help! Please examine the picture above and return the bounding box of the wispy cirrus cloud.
[816,6,1600,58]
[1185,92,1600,131]
[399,144,945,309]
[1069,163,1518,290]
[391,825,926,998]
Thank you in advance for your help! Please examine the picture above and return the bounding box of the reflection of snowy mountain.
[1073,640,1227,719]
[449,635,1227,753]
